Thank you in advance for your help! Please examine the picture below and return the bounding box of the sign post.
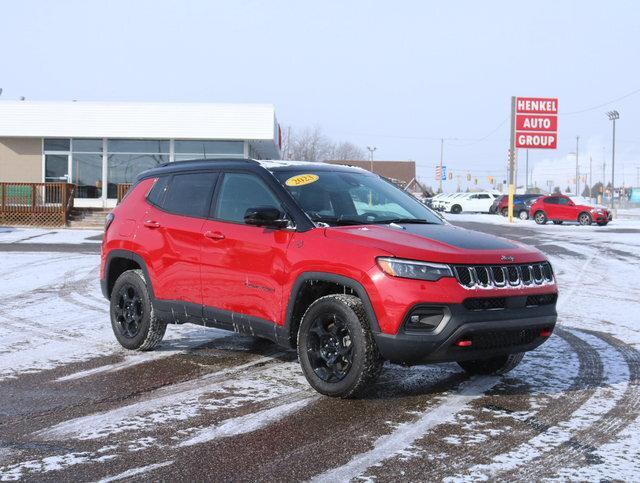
[508,96,558,221]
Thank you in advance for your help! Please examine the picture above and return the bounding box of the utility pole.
[438,138,444,193]
[507,97,517,222]
[366,146,377,173]
[575,136,580,196]
[589,155,593,199]
[525,149,529,192]
[606,110,619,211]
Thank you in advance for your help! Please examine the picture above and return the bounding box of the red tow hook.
[540,328,553,337]
[455,339,473,347]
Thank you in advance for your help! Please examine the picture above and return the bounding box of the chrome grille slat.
[452,263,554,289]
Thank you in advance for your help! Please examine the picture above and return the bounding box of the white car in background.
[443,191,499,214]
[437,193,467,211]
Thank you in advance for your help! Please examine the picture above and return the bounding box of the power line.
[560,86,640,115]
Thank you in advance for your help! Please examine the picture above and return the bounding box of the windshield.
[273,169,443,226]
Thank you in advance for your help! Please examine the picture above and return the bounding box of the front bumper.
[373,299,557,364]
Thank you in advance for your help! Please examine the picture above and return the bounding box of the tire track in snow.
[449,330,632,481]
[511,329,640,480]
[311,376,500,483]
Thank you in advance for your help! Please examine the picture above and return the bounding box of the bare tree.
[327,141,366,161]
[282,125,365,162]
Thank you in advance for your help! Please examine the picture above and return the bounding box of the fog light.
[405,307,445,332]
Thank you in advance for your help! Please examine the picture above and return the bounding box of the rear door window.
[147,176,170,207]
[545,197,558,205]
[162,172,218,218]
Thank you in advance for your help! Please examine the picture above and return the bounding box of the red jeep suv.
[529,194,610,226]
[101,159,558,398]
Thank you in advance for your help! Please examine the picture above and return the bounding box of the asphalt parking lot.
[0,218,639,482]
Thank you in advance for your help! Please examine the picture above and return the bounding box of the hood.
[324,223,545,265]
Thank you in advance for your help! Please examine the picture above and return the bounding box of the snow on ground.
[0,223,639,481]
[0,227,102,244]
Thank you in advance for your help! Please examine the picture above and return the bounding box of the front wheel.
[457,353,524,375]
[578,212,592,225]
[297,294,383,398]
[451,204,462,214]
[518,210,529,220]
[534,211,547,224]
[110,269,167,351]
[597,221,608,226]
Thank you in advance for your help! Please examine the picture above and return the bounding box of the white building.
[0,101,282,207]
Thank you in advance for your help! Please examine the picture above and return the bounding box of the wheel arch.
[283,272,381,349]
[103,249,154,300]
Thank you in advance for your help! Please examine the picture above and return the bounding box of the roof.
[0,100,280,156]
[136,158,369,181]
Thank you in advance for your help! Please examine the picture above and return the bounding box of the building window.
[106,139,170,198]
[44,138,71,152]
[173,140,243,161]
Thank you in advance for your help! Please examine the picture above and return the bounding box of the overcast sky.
[1,0,639,191]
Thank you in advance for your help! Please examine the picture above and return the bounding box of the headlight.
[377,257,453,281]
[592,208,604,214]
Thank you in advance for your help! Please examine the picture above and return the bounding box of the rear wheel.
[297,294,383,398]
[501,207,508,217]
[110,269,167,351]
[578,212,592,225]
[451,204,462,214]
[534,211,547,224]
[457,353,524,375]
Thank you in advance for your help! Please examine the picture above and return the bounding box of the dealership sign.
[514,97,558,149]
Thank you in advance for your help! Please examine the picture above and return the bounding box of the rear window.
[162,172,218,218]
[146,176,169,207]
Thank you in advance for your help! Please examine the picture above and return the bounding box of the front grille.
[463,297,506,311]
[452,262,554,289]
[526,293,558,307]
[458,328,540,351]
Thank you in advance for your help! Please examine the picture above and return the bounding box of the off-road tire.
[534,211,547,224]
[578,212,592,225]
[518,210,529,220]
[457,353,524,375]
[110,269,167,351]
[451,204,462,214]
[297,294,383,398]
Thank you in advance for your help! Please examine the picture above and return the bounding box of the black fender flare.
[102,249,154,300]
[282,271,381,348]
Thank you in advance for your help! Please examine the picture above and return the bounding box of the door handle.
[143,220,161,229]
[204,230,225,240]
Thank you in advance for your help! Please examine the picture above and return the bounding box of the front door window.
[44,154,69,182]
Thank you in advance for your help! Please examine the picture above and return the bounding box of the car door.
[556,196,574,220]
[542,196,560,219]
[475,193,493,212]
[464,194,479,211]
[141,171,218,313]
[200,171,294,326]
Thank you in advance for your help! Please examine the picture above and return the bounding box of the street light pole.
[438,138,444,193]
[606,110,619,211]
[366,146,377,173]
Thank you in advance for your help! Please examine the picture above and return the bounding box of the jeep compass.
[101,159,558,398]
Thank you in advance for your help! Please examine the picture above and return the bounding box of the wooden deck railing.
[117,183,133,204]
[0,183,76,226]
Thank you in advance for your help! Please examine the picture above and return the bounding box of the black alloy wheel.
[114,283,144,339]
[306,313,353,382]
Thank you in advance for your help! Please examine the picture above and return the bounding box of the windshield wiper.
[371,218,438,224]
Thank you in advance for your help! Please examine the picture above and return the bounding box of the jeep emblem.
[501,255,515,262]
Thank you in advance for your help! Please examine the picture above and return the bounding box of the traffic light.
[487,176,494,184]
[448,171,453,180]
[466,173,471,181]
[474,177,478,185]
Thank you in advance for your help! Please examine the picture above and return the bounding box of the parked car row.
[424,192,612,226]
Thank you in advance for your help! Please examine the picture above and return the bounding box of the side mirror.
[244,206,290,229]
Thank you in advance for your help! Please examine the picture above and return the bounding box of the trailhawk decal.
[285,174,319,187]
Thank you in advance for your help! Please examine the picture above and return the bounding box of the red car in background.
[529,195,610,226]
